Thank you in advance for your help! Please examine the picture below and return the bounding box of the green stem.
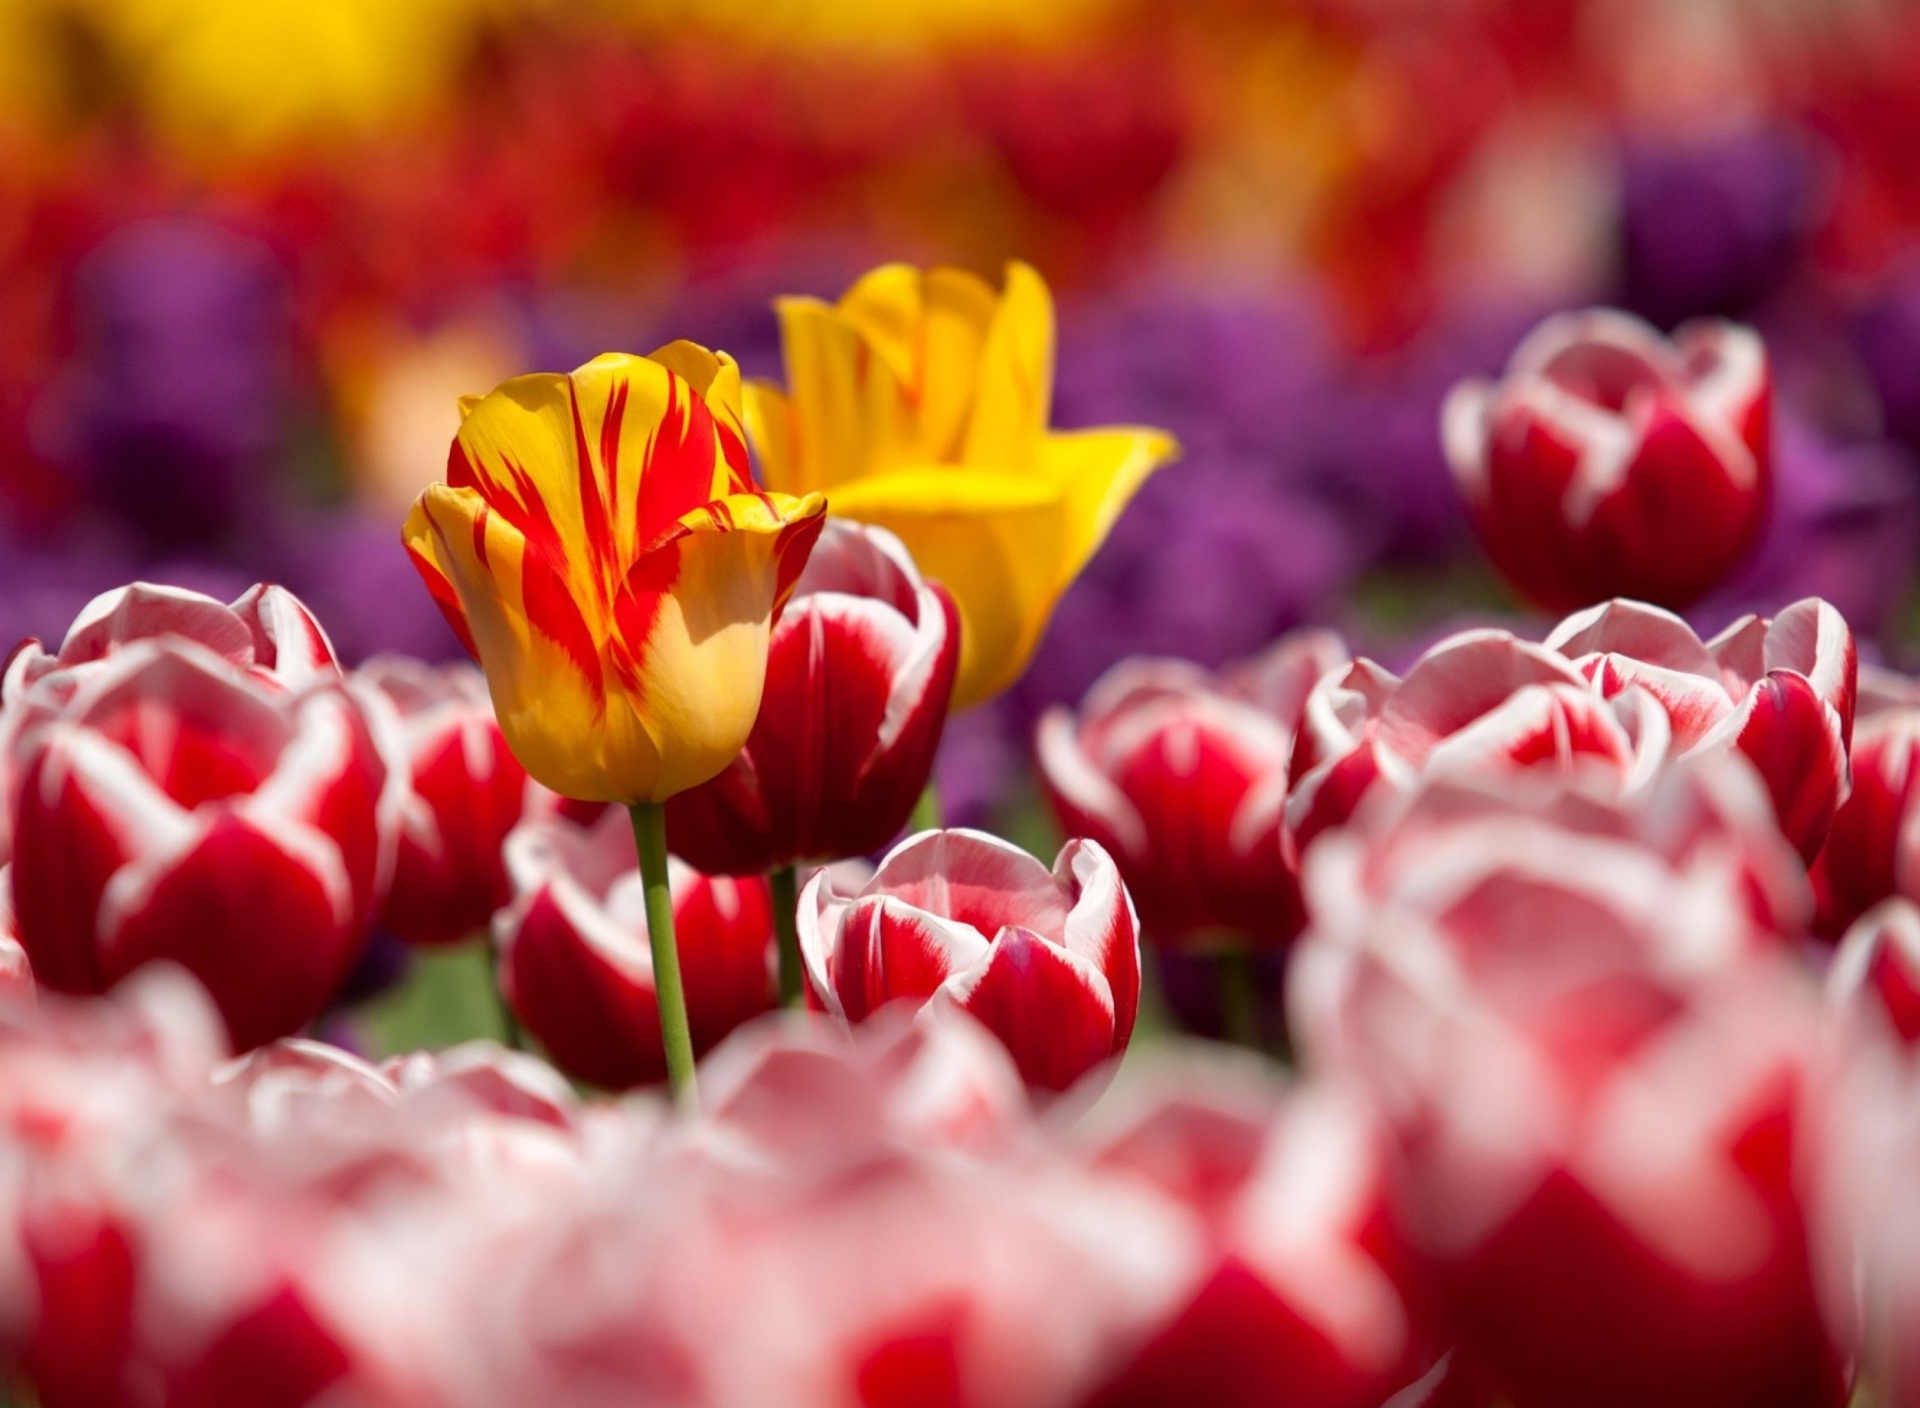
[771,863,803,1007]
[909,780,943,833]
[631,801,699,1110]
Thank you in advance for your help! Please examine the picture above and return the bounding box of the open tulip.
[796,828,1139,1091]
[403,343,827,805]
[746,262,1178,708]
[667,519,959,875]
[494,806,775,1089]
[1443,309,1769,611]
[357,656,536,948]
[1,584,397,1049]
[1038,629,1347,948]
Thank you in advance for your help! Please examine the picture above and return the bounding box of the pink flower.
[494,805,775,1089]
[797,829,1140,1092]
[1444,309,1770,611]
[668,520,959,874]
[1,584,399,1049]
[1291,764,1847,1408]
[356,657,536,948]
[1037,630,1346,947]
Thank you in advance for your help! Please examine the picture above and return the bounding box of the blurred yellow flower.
[747,262,1177,709]
[404,345,826,805]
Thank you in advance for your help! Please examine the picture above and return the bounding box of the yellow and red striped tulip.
[403,344,826,805]
[745,261,1178,709]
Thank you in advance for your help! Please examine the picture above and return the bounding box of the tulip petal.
[1055,839,1140,1052]
[645,341,752,490]
[942,926,1116,1092]
[58,585,254,670]
[961,261,1054,471]
[836,895,989,1022]
[867,828,1072,938]
[1040,426,1182,597]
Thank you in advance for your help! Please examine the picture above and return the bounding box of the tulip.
[746,261,1179,708]
[1443,308,1770,611]
[1,584,397,1050]
[1080,1071,1429,1408]
[1292,765,1847,1408]
[1285,626,1674,859]
[796,828,1140,1092]
[1037,629,1347,948]
[405,342,826,1106]
[403,343,826,806]
[357,656,536,948]
[1549,597,1855,859]
[667,519,960,875]
[494,806,775,1090]
[1810,666,1920,936]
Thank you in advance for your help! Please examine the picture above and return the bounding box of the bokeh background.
[5,0,1920,838]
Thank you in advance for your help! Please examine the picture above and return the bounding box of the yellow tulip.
[745,261,1178,710]
[403,344,826,805]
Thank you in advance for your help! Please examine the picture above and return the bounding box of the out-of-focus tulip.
[1285,625,1674,859]
[1549,597,1856,859]
[1,584,397,1049]
[357,656,535,947]
[1812,666,1920,936]
[1078,1069,1429,1408]
[1827,898,1920,1046]
[1443,309,1770,611]
[746,262,1179,708]
[494,805,775,1089]
[1292,764,1848,1408]
[797,828,1140,1091]
[403,344,826,804]
[667,519,959,875]
[1038,630,1347,948]
[1287,597,1855,863]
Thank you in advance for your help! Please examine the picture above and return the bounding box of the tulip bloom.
[357,657,538,948]
[1444,309,1769,611]
[1293,767,1847,1408]
[404,344,826,804]
[1549,597,1855,860]
[796,828,1139,1091]
[746,262,1178,708]
[1038,630,1347,948]
[667,520,959,875]
[494,806,775,1089]
[1827,898,1920,1046]
[1,584,396,1049]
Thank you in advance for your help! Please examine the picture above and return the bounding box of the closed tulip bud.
[404,343,826,804]
[2,584,398,1049]
[494,806,775,1089]
[668,519,959,874]
[1444,309,1769,611]
[357,657,535,947]
[796,829,1140,1092]
[1038,629,1347,947]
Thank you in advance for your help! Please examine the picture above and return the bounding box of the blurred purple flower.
[1855,258,1920,454]
[35,217,292,551]
[1617,125,1824,326]
[1697,413,1920,645]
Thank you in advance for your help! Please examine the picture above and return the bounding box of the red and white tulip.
[1,584,399,1049]
[797,828,1141,1092]
[1444,309,1770,611]
[356,656,538,948]
[1037,630,1346,947]
[493,805,775,1089]
[668,519,959,875]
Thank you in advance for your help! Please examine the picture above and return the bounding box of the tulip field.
[7,2,1920,1406]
